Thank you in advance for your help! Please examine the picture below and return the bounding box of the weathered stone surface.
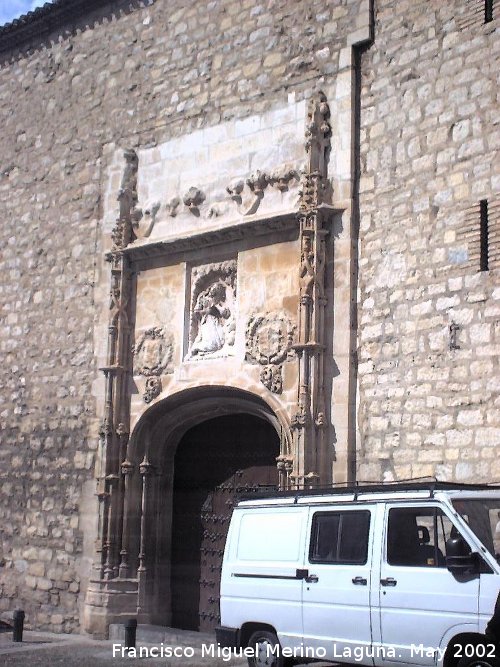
[357,1,499,482]
[0,0,370,634]
[0,0,498,636]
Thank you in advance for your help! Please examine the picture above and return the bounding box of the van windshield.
[452,499,500,563]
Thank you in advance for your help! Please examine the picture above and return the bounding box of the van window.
[387,507,454,567]
[309,511,370,564]
[452,499,500,563]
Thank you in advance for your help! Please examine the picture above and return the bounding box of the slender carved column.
[113,423,130,578]
[291,92,332,488]
[118,458,134,578]
[94,149,137,581]
[94,417,112,578]
[103,473,120,579]
[137,455,155,615]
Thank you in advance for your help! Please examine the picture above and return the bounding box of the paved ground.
[0,629,333,666]
[0,630,245,666]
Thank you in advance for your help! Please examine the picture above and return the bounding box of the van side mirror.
[445,535,478,574]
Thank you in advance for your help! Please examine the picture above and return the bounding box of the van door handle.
[352,576,367,585]
[380,577,397,587]
[305,574,319,583]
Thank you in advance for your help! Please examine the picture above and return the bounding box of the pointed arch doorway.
[170,413,279,632]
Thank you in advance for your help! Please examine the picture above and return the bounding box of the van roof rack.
[237,478,500,502]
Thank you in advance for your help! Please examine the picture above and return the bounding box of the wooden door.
[171,414,279,632]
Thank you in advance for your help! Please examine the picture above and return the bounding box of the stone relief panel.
[130,164,301,229]
[245,312,296,365]
[101,100,309,245]
[187,260,237,360]
[245,312,296,394]
[133,327,174,377]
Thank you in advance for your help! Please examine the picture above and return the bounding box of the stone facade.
[0,0,497,637]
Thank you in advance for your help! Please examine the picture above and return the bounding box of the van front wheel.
[247,630,287,667]
[457,655,500,667]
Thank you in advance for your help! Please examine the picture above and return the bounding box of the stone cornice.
[105,204,342,268]
[0,0,149,56]
[107,211,301,266]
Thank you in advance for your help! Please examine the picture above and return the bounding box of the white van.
[216,482,500,667]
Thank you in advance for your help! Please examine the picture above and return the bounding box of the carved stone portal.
[188,260,237,359]
[134,327,173,376]
[245,312,295,366]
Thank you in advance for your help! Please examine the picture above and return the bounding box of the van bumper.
[215,625,240,649]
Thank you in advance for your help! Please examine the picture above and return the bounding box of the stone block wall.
[0,0,498,633]
[357,0,499,482]
[0,0,366,632]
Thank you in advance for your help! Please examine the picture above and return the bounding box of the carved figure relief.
[133,327,174,376]
[269,166,299,192]
[112,148,139,249]
[188,261,237,359]
[225,171,268,216]
[183,186,206,216]
[133,201,161,239]
[143,377,162,403]
[299,234,315,299]
[166,197,180,217]
[224,165,300,217]
[260,366,283,394]
[226,178,244,202]
[111,149,161,248]
[245,312,296,366]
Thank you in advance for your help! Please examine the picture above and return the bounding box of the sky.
[0,0,50,26]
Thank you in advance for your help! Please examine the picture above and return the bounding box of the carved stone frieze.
[207,204,221,218]
[166,197,180,217]
[260,365,283,394]
[133,201,161,239]
[133,327,173,376]
[269,166,299,192]
[245,312,295,366]
[226,171,269,216]
[246,170,268,195]
[183,186,206,215]
[226,178,244,202]
[223,164,301,217]
[143,376,162,403]
[188,260,237,359]
[114,159,301,235]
